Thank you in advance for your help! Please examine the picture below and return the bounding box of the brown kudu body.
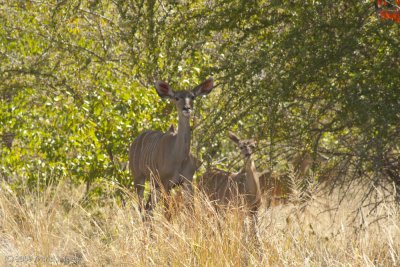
[258,151,328,207]
[129,78,214,216]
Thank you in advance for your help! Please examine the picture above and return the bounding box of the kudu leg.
[144,174,160,218]
[145,173,172,220]
[181,180,194,211]
[134,174,146,213]
[162,188,173,221]
[179,155,198,211]
[144,188,158,218]
[145,185,173,220]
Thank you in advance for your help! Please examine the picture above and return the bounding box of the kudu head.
[228,132,256,159]
[155,78,214,118]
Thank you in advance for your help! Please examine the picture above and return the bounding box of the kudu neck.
[244,156,255,173]
[175,113,191,157]
[244,156,261,199]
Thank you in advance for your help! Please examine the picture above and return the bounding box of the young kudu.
[129,78,214,217]
[199,132,262,215]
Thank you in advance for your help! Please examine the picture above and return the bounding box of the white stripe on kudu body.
[131,131,162,176]
[129,78,214,217]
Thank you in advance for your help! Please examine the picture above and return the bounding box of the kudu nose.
[183,106,191,112]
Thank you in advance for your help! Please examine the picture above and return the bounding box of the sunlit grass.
[0,180,399,266]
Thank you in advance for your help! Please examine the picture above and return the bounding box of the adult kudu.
[129,78,214,217]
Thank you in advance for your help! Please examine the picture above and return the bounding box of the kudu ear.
[155,81,175,99]
[192,77,214,97]
[228,132,240,144]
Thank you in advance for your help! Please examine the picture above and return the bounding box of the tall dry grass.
[0,179,399,266]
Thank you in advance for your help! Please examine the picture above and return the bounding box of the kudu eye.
[174,97,180,101]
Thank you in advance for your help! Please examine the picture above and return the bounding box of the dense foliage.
[1,1,399,202]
